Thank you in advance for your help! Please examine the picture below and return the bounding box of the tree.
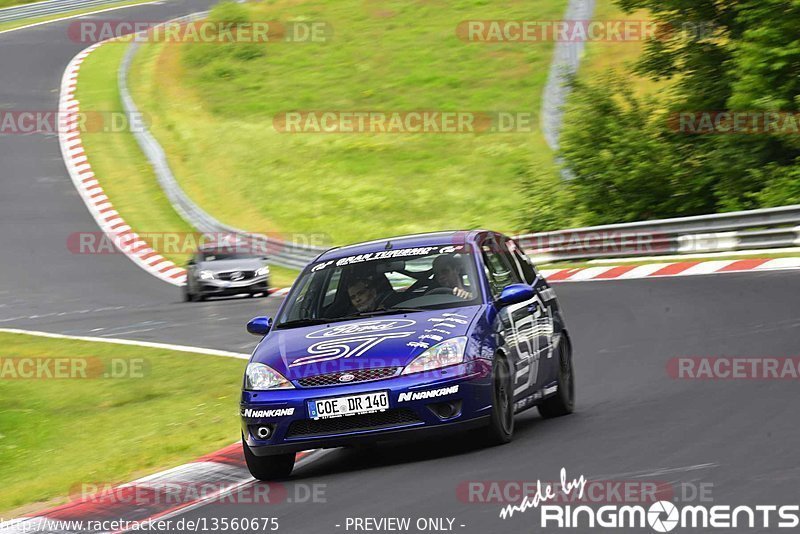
[533,0,800,229]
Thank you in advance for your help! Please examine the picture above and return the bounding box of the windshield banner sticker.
[310,245,465,271]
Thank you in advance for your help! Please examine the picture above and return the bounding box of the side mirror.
[187,259,195,266]
[247,316,272,336]
[498,284,535,306]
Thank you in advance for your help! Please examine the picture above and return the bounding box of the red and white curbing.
[0,445,316,534]
[59,42,293,297]
[59,42,188,286]
[539,256,800,282]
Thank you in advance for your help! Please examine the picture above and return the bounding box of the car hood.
[253,306,483,380]
[198,259,264,272]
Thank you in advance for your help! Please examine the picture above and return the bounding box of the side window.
[322,268,342,307]
[481,239,521,298]
[285,274,315,321]
[505,238,537,285]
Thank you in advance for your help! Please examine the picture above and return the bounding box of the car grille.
[285,409,422,438]
[217,270,256,281]
[297,367,401,387]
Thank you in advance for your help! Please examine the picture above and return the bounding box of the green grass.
[573,3,662,94]
[127,0,567,244]
[0,332,246,516]
[0,0,44,7]
[0,0,155,33]
[266,264,300,289]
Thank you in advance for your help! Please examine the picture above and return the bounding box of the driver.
[431,255,473,300]
[347,276,383,312]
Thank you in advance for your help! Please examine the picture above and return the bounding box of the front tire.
[486,354,514,445]
[242,440,295,480]
[538,335,575,418]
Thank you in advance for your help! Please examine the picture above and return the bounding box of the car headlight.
[255,266,269,277]
[402,337,467,375]
[199,270,216,280]
[245,362,294,390]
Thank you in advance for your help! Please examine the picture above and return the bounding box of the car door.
[504,237,556,380]
[480,236,543,402]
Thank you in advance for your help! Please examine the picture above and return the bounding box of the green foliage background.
[521,0,800,231]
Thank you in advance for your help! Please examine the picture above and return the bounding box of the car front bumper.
[240,360,493,456]
[198,275,269,296]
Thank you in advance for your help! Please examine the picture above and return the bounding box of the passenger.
[431,255,473,300]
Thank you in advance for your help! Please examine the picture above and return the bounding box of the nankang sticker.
[398,385,459,402]
[310,245,465,271]
[241,408,295,418]
[307,319,416,339]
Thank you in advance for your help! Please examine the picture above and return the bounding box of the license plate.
[308,391,389,420]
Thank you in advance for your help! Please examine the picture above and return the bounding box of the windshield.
[275,246,481,328]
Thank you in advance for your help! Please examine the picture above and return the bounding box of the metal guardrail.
[118,14,327,271]
[540,0,596,152]
[517,205,800,263]
[117,12,800,270]
[0,0,123,23]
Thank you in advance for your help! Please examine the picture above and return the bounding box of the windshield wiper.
[274,317,336,329]
[279,307,429,328]
[385,306,429,313]
[340,307,428,320]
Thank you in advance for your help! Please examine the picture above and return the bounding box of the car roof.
[313,230,493,263]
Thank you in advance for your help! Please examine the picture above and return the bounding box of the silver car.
[184,249,270,302]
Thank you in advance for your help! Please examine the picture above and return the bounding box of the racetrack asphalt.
[173,270,800,533]
[1,3,799,532]
[0,0,281,353]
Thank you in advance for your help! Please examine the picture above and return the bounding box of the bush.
[557,74,716,225]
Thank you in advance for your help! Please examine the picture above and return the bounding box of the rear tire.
[242,440,295,481]
[486,354,514,445]
[538,335,575,419]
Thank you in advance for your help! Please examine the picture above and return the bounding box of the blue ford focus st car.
[240,230,574,479]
